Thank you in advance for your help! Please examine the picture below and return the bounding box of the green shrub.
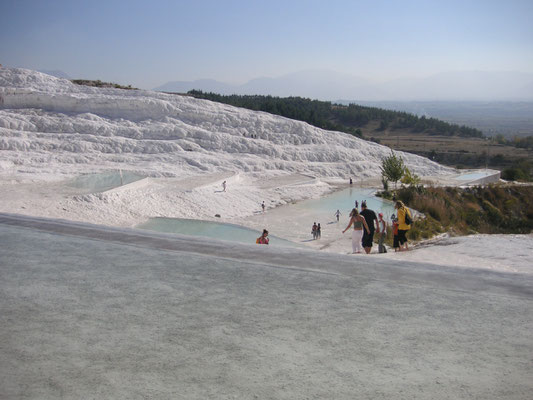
[502,167,529,181]
[464,209,481,228]
[482,200,503,227]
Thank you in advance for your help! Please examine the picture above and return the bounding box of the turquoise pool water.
[294,187,396,220]
[456,171,494,181]
[69,171,144,193]
[137,187,395,245]
[137,218,303,248]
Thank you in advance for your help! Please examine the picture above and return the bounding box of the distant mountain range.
[154,70,533,102]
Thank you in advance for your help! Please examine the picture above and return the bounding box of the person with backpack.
[395,201,412,251]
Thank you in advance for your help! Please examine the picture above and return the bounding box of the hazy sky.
[1,0,532,89]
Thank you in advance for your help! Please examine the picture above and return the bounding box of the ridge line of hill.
[185,90,484,139]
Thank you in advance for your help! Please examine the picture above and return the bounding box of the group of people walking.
[256,195,413,253]
[342,200,412,254]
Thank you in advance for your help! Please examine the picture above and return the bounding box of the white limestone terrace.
[0,67,528,260]
[0,67,451,179]
[1,67,532,398]
[0,213,532,399]
[0,67,455,230]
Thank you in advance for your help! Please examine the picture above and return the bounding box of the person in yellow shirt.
[394,201,412,251]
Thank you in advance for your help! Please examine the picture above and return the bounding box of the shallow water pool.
[295,187,396,220]
[137,217,303,248]
[456,171,494,181]
[68,170,144,193]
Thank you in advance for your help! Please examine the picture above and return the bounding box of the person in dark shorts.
[360,201,380,254]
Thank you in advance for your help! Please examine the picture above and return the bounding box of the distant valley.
[39,69,533,138]
[343,101,533,138]
[155,69,533,138]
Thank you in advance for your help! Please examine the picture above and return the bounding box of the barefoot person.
[342,208,370,254]
[395,201,412,251]
[391,214,400,252]
[377,212,388,253]
[360,201,379,254]
[334,209,341,222]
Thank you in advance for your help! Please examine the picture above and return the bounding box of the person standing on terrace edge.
[395,201,412,251]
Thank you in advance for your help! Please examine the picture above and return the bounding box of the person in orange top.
[391,214,400,252]
[256,229,269,245]
[395,201,412,251]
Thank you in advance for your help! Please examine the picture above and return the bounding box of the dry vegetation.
[71,79,137,90]
[383,185,533,246]
[365,121,533,170]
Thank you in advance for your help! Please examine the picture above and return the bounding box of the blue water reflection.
[69,171,144,192]
[294,187,396,220]
[137,217,303,248]
[456,171,493,181]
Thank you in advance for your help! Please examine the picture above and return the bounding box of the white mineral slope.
[0,67,451,178]
[0,68,532,277]
[377,233,533,275]
[0,67,453,227]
